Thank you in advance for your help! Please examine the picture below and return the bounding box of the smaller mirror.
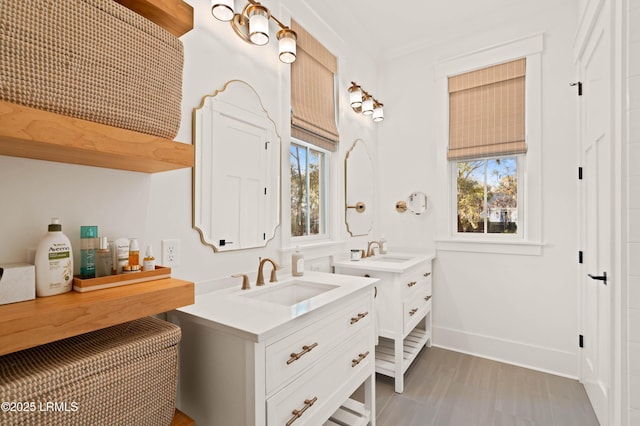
[396,192,428,215]
[345,139,374,236]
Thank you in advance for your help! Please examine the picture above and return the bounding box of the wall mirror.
[193,80,280,252]
[345,139,374,236]
[396,191,428,215]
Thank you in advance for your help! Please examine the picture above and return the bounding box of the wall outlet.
[161,239,181,267]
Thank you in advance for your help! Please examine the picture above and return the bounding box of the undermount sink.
[242,280,338,306]
[366,255,414,263]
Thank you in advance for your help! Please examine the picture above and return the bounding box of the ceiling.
[302,0,568,60]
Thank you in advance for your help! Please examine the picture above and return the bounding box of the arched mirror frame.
[192,80,281,252]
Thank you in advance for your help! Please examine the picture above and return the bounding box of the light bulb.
[373,102,384,122]
[362,96,374,115]
[349,84,362,109]
[247,5,270,46]
[277,29,297,64]
[211,0,235,22]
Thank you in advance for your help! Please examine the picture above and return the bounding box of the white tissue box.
[0,263,35,305]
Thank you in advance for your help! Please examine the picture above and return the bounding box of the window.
[448,58,526,237]
[456,156,520,234]
[290,140,327,237]
[436,34,543,254]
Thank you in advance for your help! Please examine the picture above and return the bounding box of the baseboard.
[433,326,578,379]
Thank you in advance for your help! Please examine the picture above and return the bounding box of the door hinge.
[579,334,584,348]
[578,251,583,264]
[570,81,583,96]
[578,167,583,180]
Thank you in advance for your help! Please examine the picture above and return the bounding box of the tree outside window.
[290,142,326,237]
[457,157,518,234]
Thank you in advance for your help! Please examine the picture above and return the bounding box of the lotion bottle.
[143,245,156,271]
[379,234,388,254]
[95,237,113,278]
[292,246,304,276]
[35,218,73,297]
[128,238,140,267]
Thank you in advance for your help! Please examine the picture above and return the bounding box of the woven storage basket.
[0,0,183,139]
[0,317,181,426]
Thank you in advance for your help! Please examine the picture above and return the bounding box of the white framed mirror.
[345,139,374,236]
[193,80,280,251]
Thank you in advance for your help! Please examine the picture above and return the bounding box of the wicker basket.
[0,0,183,139]
[0,317,181,426]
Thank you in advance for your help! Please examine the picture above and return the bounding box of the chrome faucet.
[232,274,251,290]
[366,241,381,258]
[256,258,279,286]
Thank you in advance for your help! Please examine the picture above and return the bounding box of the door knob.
[588,271,607,285]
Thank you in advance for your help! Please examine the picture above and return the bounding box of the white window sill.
[435,239,544,256]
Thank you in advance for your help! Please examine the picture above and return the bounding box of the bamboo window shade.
[448,58,526,160]
[291,19,339,151]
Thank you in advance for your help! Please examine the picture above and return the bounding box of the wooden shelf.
[375,328,430,377]
[171,409,195,426]
[0,278,194,356]
[114,0,193,38]
[0,101,194,173]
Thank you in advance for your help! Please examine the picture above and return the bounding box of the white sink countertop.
[332,252,435,273]
[175,271,378,342]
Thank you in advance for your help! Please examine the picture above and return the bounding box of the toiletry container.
[80,225,98,278]
[95,237,113,278]
[143,246,156,271]
[35,218,73,297]
[114,238,129,274]
[292,246,304,276]
[128,238,140,267]
[379,235,388,254]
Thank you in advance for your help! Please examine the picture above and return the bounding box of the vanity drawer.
[400,264,432,300]
[266,332,373,426]
[265,298,371,395]
[403,288,431,335]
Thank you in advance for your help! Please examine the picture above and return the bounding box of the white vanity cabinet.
[334,254,434,393]
[168,272,377,426]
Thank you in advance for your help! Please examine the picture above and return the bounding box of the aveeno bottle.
[35,218,74,297]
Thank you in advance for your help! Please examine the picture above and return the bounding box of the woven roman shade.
[291,19,339,151]
[448,58,526,160]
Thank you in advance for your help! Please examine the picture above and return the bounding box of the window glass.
[290,142,326,237]
[457,157,518,234]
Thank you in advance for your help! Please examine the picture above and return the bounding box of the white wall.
[626,0,640,422]
[377,2,581,377]
[0,0,381,286]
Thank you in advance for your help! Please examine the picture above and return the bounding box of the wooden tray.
[73,266,171,292]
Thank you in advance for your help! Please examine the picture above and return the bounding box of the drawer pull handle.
[407,281,418,287]
[423,272,431,277]
[287,342,318,365]
[352,351,370,367]
[424,295,432,302]
[409,308,419,316]
[350,311,369,324]
[286,397,318,426]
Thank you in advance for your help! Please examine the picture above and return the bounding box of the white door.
[577,3,613,425]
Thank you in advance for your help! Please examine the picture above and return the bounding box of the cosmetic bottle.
[35,218,73,297]
[95,237,113,278]
[114,238,129,274]
[143,245,156,271]
[292,246,304,276]
[128,238,140,267]
[379,234,388,254]
[80,225,98,278]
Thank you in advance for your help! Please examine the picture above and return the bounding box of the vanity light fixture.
[348,81,384,122]
[210,0,297,64]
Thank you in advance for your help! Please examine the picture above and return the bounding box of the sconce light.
[210,0,297,64]
[348,81,384,122]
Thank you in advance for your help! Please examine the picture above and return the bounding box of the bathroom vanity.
[168,272,378,426]
[334,253,434,393]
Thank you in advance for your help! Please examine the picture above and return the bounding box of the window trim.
[290,138,330,242]
[435,33,544,255]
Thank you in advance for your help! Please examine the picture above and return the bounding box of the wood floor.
[354,346,599,426]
